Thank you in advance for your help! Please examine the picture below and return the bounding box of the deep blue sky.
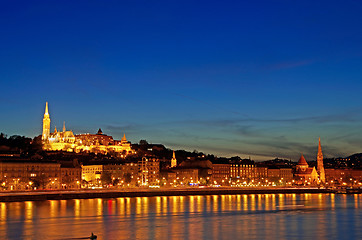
[1,1,362,160]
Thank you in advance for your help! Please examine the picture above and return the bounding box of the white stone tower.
[42,102,51,141]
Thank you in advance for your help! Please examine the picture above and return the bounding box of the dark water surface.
[0,193,361,240]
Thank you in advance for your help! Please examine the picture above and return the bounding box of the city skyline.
[1,1,362,160]
[1,101,358,162]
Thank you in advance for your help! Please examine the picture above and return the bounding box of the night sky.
[1,1,362,161]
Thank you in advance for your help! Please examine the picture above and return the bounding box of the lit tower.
[121,133,127,144]
[171,151,177,168]
[42,102,51,141]
[317,138,326,183]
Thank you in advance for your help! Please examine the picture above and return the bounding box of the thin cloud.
[106,124,141,132]
[267,59,316,70]
[161,111,362,128]
[89,111,362,160]
[233,125,261,138]
[161,127,355,161]
[174,93,248,117]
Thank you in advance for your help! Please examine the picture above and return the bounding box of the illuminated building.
[280,168,293,181]
[171,151,177,168]
[0,158,60,190]
[267,168,293,182]
[267,168,281,179]
[76,128,114,146]
[255,167,268,179]
[81,165,103,183]
[45,121,76,151]
[293,155,319,184]
[212,163,230,185]
[231,163,256,179]
[159,170,177,186]
[104,163,139,187]
[317,138,326,183]
[75,131,133,155]
[231,161,267,179]
[41,102,134,156]
[138,156,160,186]
[293,139,326,185]
[179,158,212,181]
[173,168,198,185]
[121,163,139,185]
[60,162,82,189]
[325,169,362,183]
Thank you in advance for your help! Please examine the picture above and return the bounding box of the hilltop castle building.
[41,102,134,156]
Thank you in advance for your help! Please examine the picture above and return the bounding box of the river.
[0,193,361,239]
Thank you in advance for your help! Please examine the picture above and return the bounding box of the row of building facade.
[0,159,81,190]
[1,154,361,190]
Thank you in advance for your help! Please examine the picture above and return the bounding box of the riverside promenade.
[0,187,345,202]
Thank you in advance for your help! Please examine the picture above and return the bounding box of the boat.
[90,233,97,239]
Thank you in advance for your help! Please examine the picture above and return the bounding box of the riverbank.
[1,187,357,202]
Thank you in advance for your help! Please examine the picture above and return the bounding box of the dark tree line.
[0,133,31,149]
[0,133,42,156]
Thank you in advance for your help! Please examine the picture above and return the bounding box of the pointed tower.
[54,126,57,133]
[121,133,127,144]
[42,102,51,141]
[63,121,66,132]
[171,151,177,168]
[317,138,326,183]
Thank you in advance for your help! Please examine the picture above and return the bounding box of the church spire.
[318,137,323,158]
[63,121,66,132]
[120,133,128,144]
[121,133,127,141]
[42,102,51,141]
[171,150,177,168]
[317,137,325,183]
[44,102,49,117]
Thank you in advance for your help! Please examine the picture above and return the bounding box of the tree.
[33,173,49,189]
[123,173,132,184]
[139,140,149,146]
[81,179,89,188]
[100,171,112,185]
[113,178,119,186]
[62,174,72,188]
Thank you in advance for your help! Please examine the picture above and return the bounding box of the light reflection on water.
[0,194,361,240]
